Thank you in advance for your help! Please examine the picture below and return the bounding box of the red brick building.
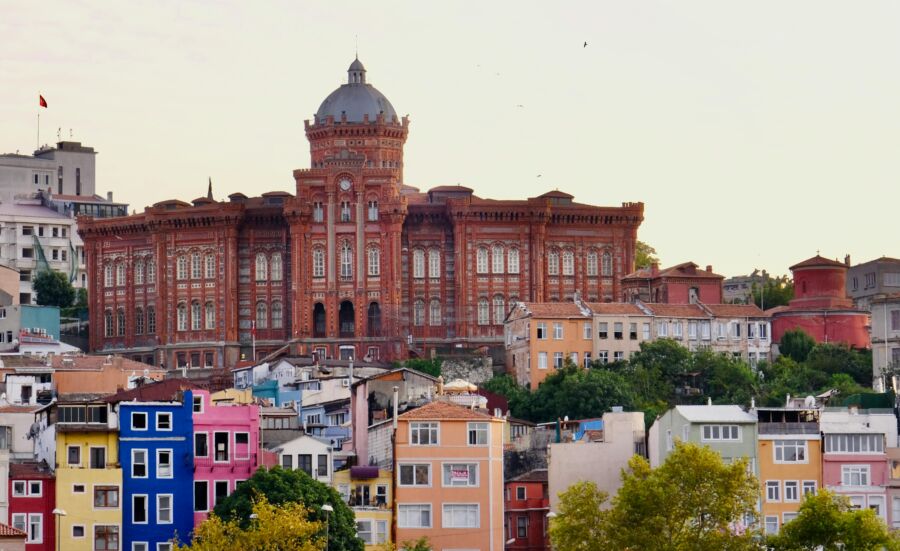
[78,58,644,368]
[8,462,55,551]
[621,261,724,304]
[769,254,870,348]
[505,469,549,551]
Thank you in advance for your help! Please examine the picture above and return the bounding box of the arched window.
[147,259,156,284]
[147,306,156,333]
[271,253,283,281]
[367,303,381,337]
[428,249,441,278]
[413,300,425,326]
[601,252,613,276]
[368,247,380,276]
[340,242,353,279]
[476,247,488,274]
[104,265,113,287]
[135,307,144,335]
[134,261,144,285]
[312,248,325,278]
[205,302,215,330]
[116,263,125,286]
[191,253,201,279]
[493,295,506,325]
[177,303,187,331]
[271,301,283,329]
[256,302,268,329]
[117,308,126,336]
[508,248,520,274]
[255,253,268,281]
[176,256,187,280]
[205,254,216,279]
[191,301,201,330]
[586,251,598,276]
[562,250,574,276]
[429,299,441,326]
[104,310,113,337]
[477,298,490,325]
[492,245,504,274]
[547,250,559,276]
[413,249,425,278]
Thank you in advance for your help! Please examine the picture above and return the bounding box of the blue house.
[112,384,195,550]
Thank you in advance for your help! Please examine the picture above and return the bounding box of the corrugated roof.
[676,405,756,423]
[398,400,493,421]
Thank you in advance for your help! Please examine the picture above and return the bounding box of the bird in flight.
[584,41,588,48]
[516,104,524,108]
[537,174,542,178]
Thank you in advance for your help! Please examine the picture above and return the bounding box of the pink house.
[820,408,897,525]
[190,390,261,525]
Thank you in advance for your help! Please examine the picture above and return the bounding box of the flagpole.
[37,110,40,150]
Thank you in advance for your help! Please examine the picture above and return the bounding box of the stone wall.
[440,356,496,385]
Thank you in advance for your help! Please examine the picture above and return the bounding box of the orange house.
[757,408,822,536]
[394,401,505,551]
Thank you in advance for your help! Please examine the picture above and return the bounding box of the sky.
[2,0,899,277]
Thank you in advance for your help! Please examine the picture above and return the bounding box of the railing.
[194,453,257,472]
[758,422,819,435]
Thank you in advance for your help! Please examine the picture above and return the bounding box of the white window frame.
[398,463,431,487]
[766,480,780,502]
[784,480,800,502]
[774,440,808,464]
[132,411,148,431]
[537,352,547,370]
[467,422,489,446]
[156,412,172,431]
[553,322,563,340]
[802,480,817,496]
[441,462,479,487]
[476,247,488,274]
[409,422,439,446]
[132,449,148,479]
[413,249,425,278]
[12,480,27,497]
[27,513,42,544]
[132,494,149,524]
[442,503,480,529]
[156,449,173,479]
[428,248,440,278]
[841,465,870,486]
[157,494,173,524]
[508,248,519,274]
[764,515,778,535]
[561,250,574,276]
[398,503,432,529]
[701,424,741,442]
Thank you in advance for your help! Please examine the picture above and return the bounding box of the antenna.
[355,34,358,58]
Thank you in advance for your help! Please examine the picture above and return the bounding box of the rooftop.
[9,461,54,479]
[509,468,548,483]
[676,405,756,423]
[105,378,200,403]
[0,522,26,538]
[790,255,848,270]
[398,400,494,421]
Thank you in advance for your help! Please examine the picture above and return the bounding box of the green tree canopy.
[779,329,816,363]
[213,467,362,551]
[549,442,760,550]
[635,240,659,269]
[767,490,900,550]
[752,275,794,309]
[33,270,75,308]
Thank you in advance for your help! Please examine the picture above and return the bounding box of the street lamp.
[322,504,334,551]
[52,509,66,551]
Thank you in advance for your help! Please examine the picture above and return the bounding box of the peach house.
[394,401,505,551]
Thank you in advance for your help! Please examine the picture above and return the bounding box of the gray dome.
[315,58,398,124]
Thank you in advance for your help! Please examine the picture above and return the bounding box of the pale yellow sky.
[3,0,899,276]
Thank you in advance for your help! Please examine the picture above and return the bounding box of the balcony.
[194,453,257,472]
[758,422,819,435]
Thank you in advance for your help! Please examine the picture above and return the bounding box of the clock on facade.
[339,178,352,191]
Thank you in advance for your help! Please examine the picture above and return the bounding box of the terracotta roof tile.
[0,523,26,538]
[105,378,200,403]
[623,261,723,280]
[790,255,847,270]
[428,185,473,193]
[510,469,548,483]
[0,405,42,414]
[398,400,493,421]
[643,304,707,318]
[10,461,54,479]
[50,355,164,372]
[521,302,587,318]
[587,303,645,315]
[702,304,767,317]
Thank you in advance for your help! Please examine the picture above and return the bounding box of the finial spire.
[207,177,213,200]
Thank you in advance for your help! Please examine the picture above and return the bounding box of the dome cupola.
[315,57,398,124]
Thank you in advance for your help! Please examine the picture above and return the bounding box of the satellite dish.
[804,395,816,408]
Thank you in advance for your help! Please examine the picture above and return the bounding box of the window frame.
[156,449,174,479]
[409,422,439,446]
[397,503,432,529]
[132,494,149,524]
[441,503,480,529]
[131,411,148,431]
[157,494,173,524]
[131,449,148,479]
[398,463,432,487]
[766,480,780,502]
[441,462,479,487]
[774,440,808,464]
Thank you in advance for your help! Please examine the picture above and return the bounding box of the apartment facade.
[8,462,54,551]
[756,408,822,535]
[649,405,758,472]
[333,466,392,549]
[275,435,332,485]
[504,469,548,551]
[847,257,900,310]
[870,293,900,383]
[394,401,504,551]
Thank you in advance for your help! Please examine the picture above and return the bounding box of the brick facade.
[78,59,644,368]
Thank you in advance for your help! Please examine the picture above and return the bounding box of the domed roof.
[316,58,398,124]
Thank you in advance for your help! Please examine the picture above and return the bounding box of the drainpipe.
[391,385,399,546]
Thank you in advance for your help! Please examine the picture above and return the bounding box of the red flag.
[39,95,47,108]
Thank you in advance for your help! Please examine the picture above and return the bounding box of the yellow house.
[756,408,822,536]
[54,400,122,551]
[333,466,392,549]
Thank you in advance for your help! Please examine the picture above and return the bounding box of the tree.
[400,357,441,378]
[805,343,873,388]
[547,481,609,551]
[524,362,635,423]
[752,275,794,309]
[767,490,900,550]
[214,467,362,551]
[779,329,816,363]
[635,240,659,269]
[551,442,761,551]
[32,270,75,308]
[175,496,323,551]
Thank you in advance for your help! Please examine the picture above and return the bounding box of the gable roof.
[398,400,493,421]
[9,461,54,479]
[623,261,723,280]
[790,255,847,270]
[642,304,707,318]
[586,303,646,315]
[675,405,756,423]
[518,302,587,319]
[105,378,199,403]
[509,469,548,483]
[0,522,26,538]
[702,303,767,318]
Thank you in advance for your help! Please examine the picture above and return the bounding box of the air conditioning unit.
[341,379,350,388]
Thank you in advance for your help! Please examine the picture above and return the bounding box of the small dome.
[315,58,398,124]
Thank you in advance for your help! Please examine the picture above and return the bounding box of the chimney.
[844,254,851,267]
[392,386,399,429]
[107,191,113,202]
[706,265,713,273]
[651,262,659,276]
